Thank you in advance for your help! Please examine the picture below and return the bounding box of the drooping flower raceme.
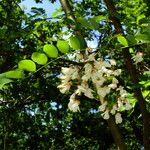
[57,49,132,124]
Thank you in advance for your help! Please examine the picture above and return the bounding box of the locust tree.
[0,0,150,149]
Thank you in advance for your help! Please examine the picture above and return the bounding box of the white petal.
[110,59,116,66]
[115,113,122,124]
[102,110,110,120]
[68,100,80,112]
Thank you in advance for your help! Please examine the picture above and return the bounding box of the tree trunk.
[107,116,126,150]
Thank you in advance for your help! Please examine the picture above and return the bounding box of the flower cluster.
[132,52,143,64]
[58,49,132,124]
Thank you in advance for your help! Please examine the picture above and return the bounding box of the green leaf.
[89,18,99,30]
[18,60,36,72]
[129,48,134,53]
[117,35,128,47]
[52,8,62,18]
[135,31,150,42]
[5,70,24,79]
[137,14,145,24]
[77,36,87,49]
[126,34,137,46]
[31,52,48,65]
[93,15,107,21]
[56,40,70,53]
[77,17,91,29]
[0,78,12,89]
[69,36,81,50]
[43,44,58,58]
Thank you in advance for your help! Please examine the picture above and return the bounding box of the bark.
[59,0,126,149]
[104,0,150,149]
[107,116,126,150]
[59,0,76,22]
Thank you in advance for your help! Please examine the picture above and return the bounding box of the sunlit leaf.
[93,15,107,21]
[31,52,48,65]
[77,36,87,49]
[126,34,137,46]
[69,36,81,50]
[0,78,12,89]
[77,17,91,29]
[43,44,58,58]
[57,40,70,53]
[5,70,24,79]
[89,18,99,30]
[52,8,62,18]
[18,60,36,72]
[135,31,150,42]
[117,35,128,47]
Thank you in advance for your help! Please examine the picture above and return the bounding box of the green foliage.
[117,35,128,47]
[0,77,12,89]
[56,40,70,53]
[69,36,81,50]
[18,60,36,72]
[5,70,24,79]
[31,52,48,65]
[52,8,62,18]
[43,44,58,58]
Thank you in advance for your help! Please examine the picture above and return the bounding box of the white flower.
[107,77,118,89]
[70,93,76,101]
[78,83,94,99]
[99,101,108,112]
[110,59,116,66]
[94,61,103,70]
[117,98,123,108]
[112,77,118,84]
[117,86,127,98]
[82,74,91,81]
[110,105,118,115]
[108,83,117,89]
[71,68,79,79]
[57,82,72,93]
[97,87,110,98]
[132,52,143,64]
[101,66,108,73]
[102,109,110,120]
[78,81,88,93]
[115,113,122,124]
[106,70,113,76]
[84,88,94,99]
[68,99,80,112]
[125,101,132,110]
[113,69,121,76]
[75,89,82,95]
[95,77,106,87]
[62,67,70,74]
[86,53,95,61]
[103,61,111,68]
[84,63,93,74]
[76,53,84,61]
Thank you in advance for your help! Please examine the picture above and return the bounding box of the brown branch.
[59,0,76,22]
[104,0,150,149]
[107,116,126,150]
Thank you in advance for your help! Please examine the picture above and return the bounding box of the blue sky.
[19,0,97,48]
[20,0,60,17]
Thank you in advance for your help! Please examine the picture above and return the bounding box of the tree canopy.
[0,0,150,149]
